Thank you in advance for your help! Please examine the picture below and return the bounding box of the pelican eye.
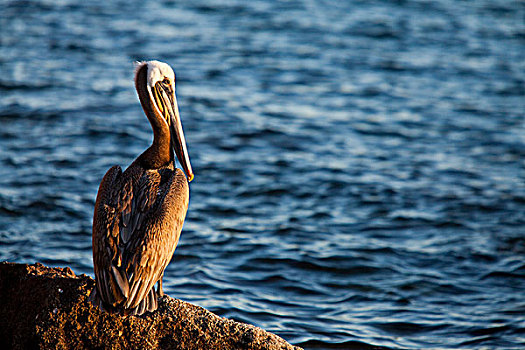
[162,78,171,86]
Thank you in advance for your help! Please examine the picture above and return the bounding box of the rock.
[0,262,301,350]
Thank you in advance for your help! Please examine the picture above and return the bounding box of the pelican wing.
[92,165,125,307]
[92,164,189,314]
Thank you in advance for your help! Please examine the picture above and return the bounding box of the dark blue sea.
[1,0,524,348]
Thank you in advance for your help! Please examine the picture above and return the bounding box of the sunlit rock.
[0,262,301,350]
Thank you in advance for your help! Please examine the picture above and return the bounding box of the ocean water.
[1,0,524,348]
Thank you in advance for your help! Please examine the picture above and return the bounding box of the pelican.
[91,60,194,316]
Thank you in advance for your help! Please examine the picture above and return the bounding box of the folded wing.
[92,165,189,315]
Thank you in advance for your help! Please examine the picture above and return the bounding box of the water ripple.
[1,0,524,349]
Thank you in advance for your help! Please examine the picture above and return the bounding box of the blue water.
[1,0,524,348]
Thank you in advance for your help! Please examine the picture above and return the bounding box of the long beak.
[153,84,194,182]
[168,96,194,182]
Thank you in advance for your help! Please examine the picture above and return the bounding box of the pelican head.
[134,60,194,182]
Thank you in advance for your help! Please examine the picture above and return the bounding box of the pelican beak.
[153,83,194,182]
[169,96,194,182]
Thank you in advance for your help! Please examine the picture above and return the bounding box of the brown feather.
[92,163,189,315]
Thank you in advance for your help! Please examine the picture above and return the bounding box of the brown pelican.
[91,60,194,316]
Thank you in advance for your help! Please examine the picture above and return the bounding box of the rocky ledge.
[0,262,301,350]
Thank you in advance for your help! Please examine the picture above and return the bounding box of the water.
[1,0,524,348]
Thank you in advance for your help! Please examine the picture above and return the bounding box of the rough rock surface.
[0,262,301,350]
